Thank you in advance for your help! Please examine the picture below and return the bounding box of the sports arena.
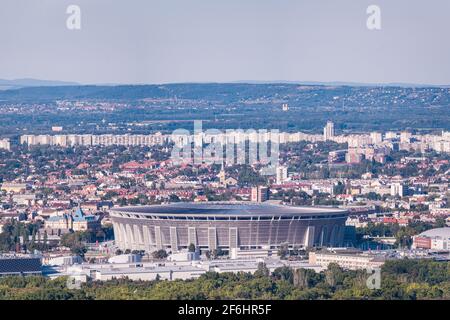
[110,202,348,252]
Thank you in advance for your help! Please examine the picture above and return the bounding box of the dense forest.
[0,260,448,300]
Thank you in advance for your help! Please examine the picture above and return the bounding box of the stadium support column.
[337,225,345,247]
[133,225,144,250]
[188,227,197,247]
[208,227,217,251]
[155,226,163,250]
[113,223,121,248]
[268,218,274,248]
[119,223,128,249]
[125,224,134,250]
[142,225,152,252]
[304,226,315,248]
[229,227,238,249]
[330,225,339,247]
[319,226,328,247]
[170,227,178,252]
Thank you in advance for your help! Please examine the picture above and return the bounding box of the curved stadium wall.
[110,202,348,252]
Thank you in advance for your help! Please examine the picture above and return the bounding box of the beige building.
[323,121,335,141]
[45,207,101,232]
[20,133,168,147]
[309,250,386,270]
[0,139,11,151]
[1,183,27,193]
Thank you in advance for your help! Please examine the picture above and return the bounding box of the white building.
[309,250,386,270]
[412,228,450,250]
[323,121,335,141]
[400,132,412,143]
[108,254,142,264]
[276,166,288,185]
[49,258,323,282]
[385,131,398,140]
[0,139,11,151]
[370,132,383,144]
[391,183,406,197]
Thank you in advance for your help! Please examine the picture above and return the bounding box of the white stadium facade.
[110,202,348,252]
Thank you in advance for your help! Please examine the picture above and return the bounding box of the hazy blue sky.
[1,0,450,85]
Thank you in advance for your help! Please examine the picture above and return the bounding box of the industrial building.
[412,227,450,250]
[0,255,42,277]
[309,249,386,270]
[45,257,323,282]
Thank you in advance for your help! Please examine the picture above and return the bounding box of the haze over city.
[1,0,450,85]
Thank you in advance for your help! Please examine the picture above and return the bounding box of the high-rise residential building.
[400,131,412,143]
[20,133,169,147]
[345,149,363,164]
[391,183,406,197]
[370,132,383,144]
[0,139,11,151]
[385,131,398,140]
[276,166,288,185]
[323,121,335,141]
[251,186,269,203]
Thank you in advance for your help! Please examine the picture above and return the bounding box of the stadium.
[110,202,348,252]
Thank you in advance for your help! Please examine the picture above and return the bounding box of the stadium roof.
[111,202,347,217]
[418,227,450,239]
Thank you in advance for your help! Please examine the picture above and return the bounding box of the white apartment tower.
[0,139,11,151]
[391,183,406,197]
[370,132,383,144]
[400,132,412,143]
[276,166,288,185]
[323,121,335,141]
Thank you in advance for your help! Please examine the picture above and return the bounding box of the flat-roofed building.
[0,255,42,277]
[1,183,27,193]
[309,250,386,270]
[0,139,11,151]
[412,228,450,250]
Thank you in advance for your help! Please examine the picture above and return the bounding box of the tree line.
[0,259,448,300]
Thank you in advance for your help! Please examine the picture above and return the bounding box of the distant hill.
[0,83,298,102]
[0,82,448,133]
[0,78,79,91]
[0,82,449,104]
[232,80,450,88]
